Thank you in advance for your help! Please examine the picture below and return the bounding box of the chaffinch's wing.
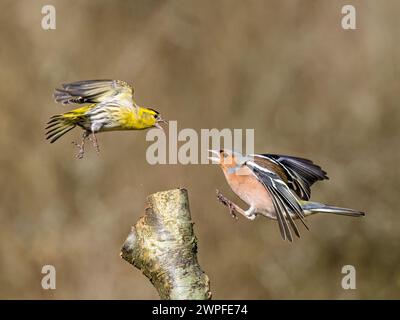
[253,154,328,201]
[245,159,308,242]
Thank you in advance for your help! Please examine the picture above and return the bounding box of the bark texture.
[120,188,211,300]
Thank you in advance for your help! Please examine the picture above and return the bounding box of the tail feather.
[301,201,365,217]
[45,115,76,143]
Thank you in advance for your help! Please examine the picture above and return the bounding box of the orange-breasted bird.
[209,149,365,242]
[46,79,166,159]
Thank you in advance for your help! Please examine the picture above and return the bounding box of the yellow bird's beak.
[155,118,167,130]
[155,123,164,130]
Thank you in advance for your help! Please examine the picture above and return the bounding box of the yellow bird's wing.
[54,79,134,108]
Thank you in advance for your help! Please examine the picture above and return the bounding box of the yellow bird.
[46,79,166,158]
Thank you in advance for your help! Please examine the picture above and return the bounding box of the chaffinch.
[209,149,365,242]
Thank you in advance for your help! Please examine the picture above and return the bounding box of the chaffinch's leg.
[216,190,256,221]
[244,206,256,220]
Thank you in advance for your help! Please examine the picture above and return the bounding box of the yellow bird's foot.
[89,132,100,155]
[71,141,85,159]
[71,131,89,159]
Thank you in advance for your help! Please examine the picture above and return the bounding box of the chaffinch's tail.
[301,201,365,217]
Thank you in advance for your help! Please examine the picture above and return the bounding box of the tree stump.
[120,188,211,300]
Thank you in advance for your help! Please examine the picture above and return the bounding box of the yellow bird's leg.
[72,131,90,159]
[89,131,100,154]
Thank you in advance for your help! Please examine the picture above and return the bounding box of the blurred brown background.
[0,0,399,299]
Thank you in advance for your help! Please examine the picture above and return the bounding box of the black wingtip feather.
[47,125,75,143]
[45,113,75,143]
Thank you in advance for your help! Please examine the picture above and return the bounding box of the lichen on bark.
[120,188,211,300]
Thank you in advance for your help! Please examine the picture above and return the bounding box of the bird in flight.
[46,79,166,158]
[209,149,365,242]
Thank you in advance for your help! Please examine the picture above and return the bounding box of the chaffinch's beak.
[208,149,220,164]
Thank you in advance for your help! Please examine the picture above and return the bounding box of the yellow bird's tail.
[45,114,76,143]
[46,105,93,143]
